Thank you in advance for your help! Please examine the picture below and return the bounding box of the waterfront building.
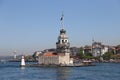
[116,45,120,54]
[92,41,108,57]
[108,46,116,54]
[92,42,102,57]
[102,45,109,55]
[84,45,92,55]
[70,47,80,56]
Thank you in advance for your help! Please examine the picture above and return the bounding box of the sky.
[0,0,120,56]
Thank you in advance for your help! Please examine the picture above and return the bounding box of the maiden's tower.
[38,15,73,65]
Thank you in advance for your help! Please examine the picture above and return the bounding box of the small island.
[20,16,95,67]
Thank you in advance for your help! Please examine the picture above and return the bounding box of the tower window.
[65,40,67,42]
[62,40,64,43]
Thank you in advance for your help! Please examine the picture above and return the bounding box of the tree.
[84,52,92,56]
[111,54,120,59]
[102,52,113,60]
[32,52,37,59]
[76,48,84,59]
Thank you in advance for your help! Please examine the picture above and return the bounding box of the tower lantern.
[56,14,70,54]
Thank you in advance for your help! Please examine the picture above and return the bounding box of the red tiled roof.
[43,52,58,57]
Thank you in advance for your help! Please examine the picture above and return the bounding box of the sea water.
[0,62,120,80]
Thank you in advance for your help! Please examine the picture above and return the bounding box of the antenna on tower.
[60,12,64,29]
[92,37,94,43]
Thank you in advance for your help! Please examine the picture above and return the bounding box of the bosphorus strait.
[0,62,120,80]
[0,0,120,80]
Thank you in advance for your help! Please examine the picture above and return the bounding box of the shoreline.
[8,60,120,63]
[20,63,95,67]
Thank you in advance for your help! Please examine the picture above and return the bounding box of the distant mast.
[92,37,95,55]
[92,37,95,43]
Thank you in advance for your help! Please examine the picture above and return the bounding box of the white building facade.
[92,42,108,57]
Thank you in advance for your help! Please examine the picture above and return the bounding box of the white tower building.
[56,14,71,65]
[20,56,25,67]
[56,14,70,54]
